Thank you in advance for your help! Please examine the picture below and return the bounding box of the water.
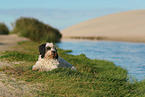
[57,40,145,81]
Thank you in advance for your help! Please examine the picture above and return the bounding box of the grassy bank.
[0,41,145,96]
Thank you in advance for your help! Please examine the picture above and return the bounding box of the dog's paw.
[32,67,38,71]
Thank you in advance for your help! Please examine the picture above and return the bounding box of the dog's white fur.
[32,43,76,71]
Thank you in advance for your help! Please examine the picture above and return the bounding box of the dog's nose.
[52,51,56,54]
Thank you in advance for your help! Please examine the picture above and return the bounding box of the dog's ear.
[55,53,58,59]
[39,44,46,58]
[55,47,58,59]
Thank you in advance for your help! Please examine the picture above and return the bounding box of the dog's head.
[39,43,58,59]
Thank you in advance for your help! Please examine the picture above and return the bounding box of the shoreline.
[61,36,145,43]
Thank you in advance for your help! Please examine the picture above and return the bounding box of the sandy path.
[0,34,29,52]
[0,34,32,96]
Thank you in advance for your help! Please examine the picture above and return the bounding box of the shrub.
[12,17,62,42]
[0,23,9,35]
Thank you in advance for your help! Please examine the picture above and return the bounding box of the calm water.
[57,40,145,81]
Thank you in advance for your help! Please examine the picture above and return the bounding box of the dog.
[32,42,76,71]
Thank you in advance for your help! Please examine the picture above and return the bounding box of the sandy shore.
[61,10,145,43]
[0,34,29,52]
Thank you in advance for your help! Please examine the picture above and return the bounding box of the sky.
[0,0,145,30]
[0,0,145,10]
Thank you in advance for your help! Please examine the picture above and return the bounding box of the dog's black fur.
[39,44,46,58]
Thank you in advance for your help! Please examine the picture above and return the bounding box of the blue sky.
[0,0,145,10]
[0,0,145,30]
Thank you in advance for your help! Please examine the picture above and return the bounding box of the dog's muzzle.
[49,50,57,59]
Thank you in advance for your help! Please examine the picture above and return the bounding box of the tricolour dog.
[32,42,76,71]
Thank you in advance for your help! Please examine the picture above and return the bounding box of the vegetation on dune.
[0,41,145,96]
[12,17,62,42]
[0,23,9,35]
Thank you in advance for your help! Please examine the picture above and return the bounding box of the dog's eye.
[47,47,51,50]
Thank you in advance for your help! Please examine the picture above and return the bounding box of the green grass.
[0,41,145,96]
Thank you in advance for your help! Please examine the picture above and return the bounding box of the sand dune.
[61,10,145,42]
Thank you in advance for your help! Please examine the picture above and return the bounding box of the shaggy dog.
[32,42,76,71]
